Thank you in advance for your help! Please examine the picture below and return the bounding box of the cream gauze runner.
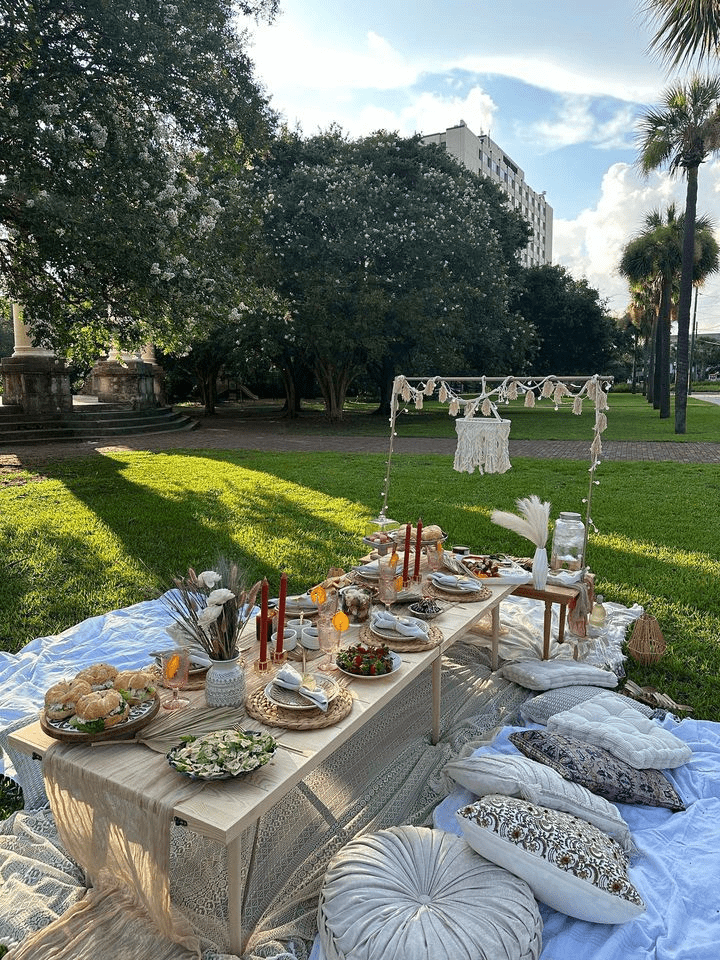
[8,739,204,960]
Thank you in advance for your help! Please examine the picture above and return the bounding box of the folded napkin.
[272,594,315,610]
[273,664,328,712]
[354,561,380,578]
[430,573,482,593]
[372,611,428,639]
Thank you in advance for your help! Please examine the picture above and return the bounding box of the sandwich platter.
[40,694,161,743]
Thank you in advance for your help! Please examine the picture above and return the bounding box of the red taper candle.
[259,578,269,663]
[402,523,411,585]
[413,519,423,579]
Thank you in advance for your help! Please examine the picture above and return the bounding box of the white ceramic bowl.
[300,626,320,650]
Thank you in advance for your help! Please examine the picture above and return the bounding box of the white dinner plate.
[336,650,401,680]
[264,673,339,711]
[369,615,430,642]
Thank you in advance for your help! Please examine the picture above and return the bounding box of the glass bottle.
[550,512,585,571]
[589,595,606,628]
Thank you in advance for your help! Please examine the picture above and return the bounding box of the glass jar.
[550,512,585,571]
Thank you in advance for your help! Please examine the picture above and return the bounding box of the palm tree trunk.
[675,165,699,434]
[658,277,672,419]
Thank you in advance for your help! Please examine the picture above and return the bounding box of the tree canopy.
[248,129,532,419]
[514,264,624,376]
[0,0,277,353]
[644,0,720,67]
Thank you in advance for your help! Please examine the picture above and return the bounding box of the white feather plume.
[491,494,550,548]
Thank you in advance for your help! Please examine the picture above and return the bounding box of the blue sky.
[245,0,720,332]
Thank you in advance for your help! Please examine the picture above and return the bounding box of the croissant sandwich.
[70,689,130,732]
[44,678,92,721]
[114,670,156,705]
[75,662,118,691]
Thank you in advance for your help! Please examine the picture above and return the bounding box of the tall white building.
[421,121,553,269]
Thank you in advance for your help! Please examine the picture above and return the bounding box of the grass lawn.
[2,396,719,817]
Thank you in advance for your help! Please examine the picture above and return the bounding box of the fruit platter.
[336,643,400,678]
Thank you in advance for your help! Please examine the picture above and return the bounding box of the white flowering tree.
[251,130,532,420]
[0,0,277,356]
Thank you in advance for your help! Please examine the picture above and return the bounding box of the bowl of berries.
[336,643,400,679]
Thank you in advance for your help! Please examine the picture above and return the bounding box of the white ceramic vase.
[205,656,246,708]
[532,546,549,591]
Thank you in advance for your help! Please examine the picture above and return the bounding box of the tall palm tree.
[627,280,661,397]
[619,206,683,417]
[644,0,720,67]
[619,204,718,417]
[637,75,720,432]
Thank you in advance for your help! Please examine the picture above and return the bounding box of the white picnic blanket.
[427,718,720,960]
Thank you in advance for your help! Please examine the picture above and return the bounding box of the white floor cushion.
[317,824,543,960]
[498,659,618,691]
[457,796,645,925]
[547,690,693,769]
[444,753,633,853]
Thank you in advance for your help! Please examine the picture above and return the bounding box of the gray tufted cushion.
[520,685,654,725]
[317,824,543,960]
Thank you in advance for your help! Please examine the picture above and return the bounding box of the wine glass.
[160,648,190,710]
[377,560,400,615]
[317,617,341,673]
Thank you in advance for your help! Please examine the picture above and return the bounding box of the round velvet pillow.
[317,825,543,960]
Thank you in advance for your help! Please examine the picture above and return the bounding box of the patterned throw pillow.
[318,825,543,960]
[509,729,685,811]
[520,685,654,725]
[457,795,645,924]
[444,753,633,853]
[499,659,618,691]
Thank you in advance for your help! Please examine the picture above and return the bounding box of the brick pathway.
[2,415,720,466]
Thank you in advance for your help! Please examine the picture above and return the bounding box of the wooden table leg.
[491,605,500,672]
[227,833,245,955]
[557,603,568,645]
[431,655,442,745]
[543,600,553,660]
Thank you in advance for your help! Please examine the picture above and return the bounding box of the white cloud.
[251,22,420,96]
[353,86,497,138]
[522,97,637,152]
[554,161,720,332]
[436,54,660,105]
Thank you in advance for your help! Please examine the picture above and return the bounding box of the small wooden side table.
[511,581,584,660]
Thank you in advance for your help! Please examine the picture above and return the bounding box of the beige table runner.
[9,739,205,960]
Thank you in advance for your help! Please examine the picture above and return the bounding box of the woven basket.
[627,613,666,665]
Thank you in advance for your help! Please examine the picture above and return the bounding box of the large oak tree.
[0,0,276,354]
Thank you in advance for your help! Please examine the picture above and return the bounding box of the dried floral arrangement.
[163,561,261,661]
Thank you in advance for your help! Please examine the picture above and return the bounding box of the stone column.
[1,304,72,414]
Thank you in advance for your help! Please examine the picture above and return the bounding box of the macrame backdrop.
[376,373,611,566]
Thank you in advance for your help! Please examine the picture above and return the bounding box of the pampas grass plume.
[491,494,550,548]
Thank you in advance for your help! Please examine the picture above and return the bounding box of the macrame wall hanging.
[372,373,612,568]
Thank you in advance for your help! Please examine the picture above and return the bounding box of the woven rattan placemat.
[245,686,354,730]
[424,583,491,603]
[358,623,444,652]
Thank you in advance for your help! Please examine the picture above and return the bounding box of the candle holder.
[254,657,271,673]
[271,648,287,664]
